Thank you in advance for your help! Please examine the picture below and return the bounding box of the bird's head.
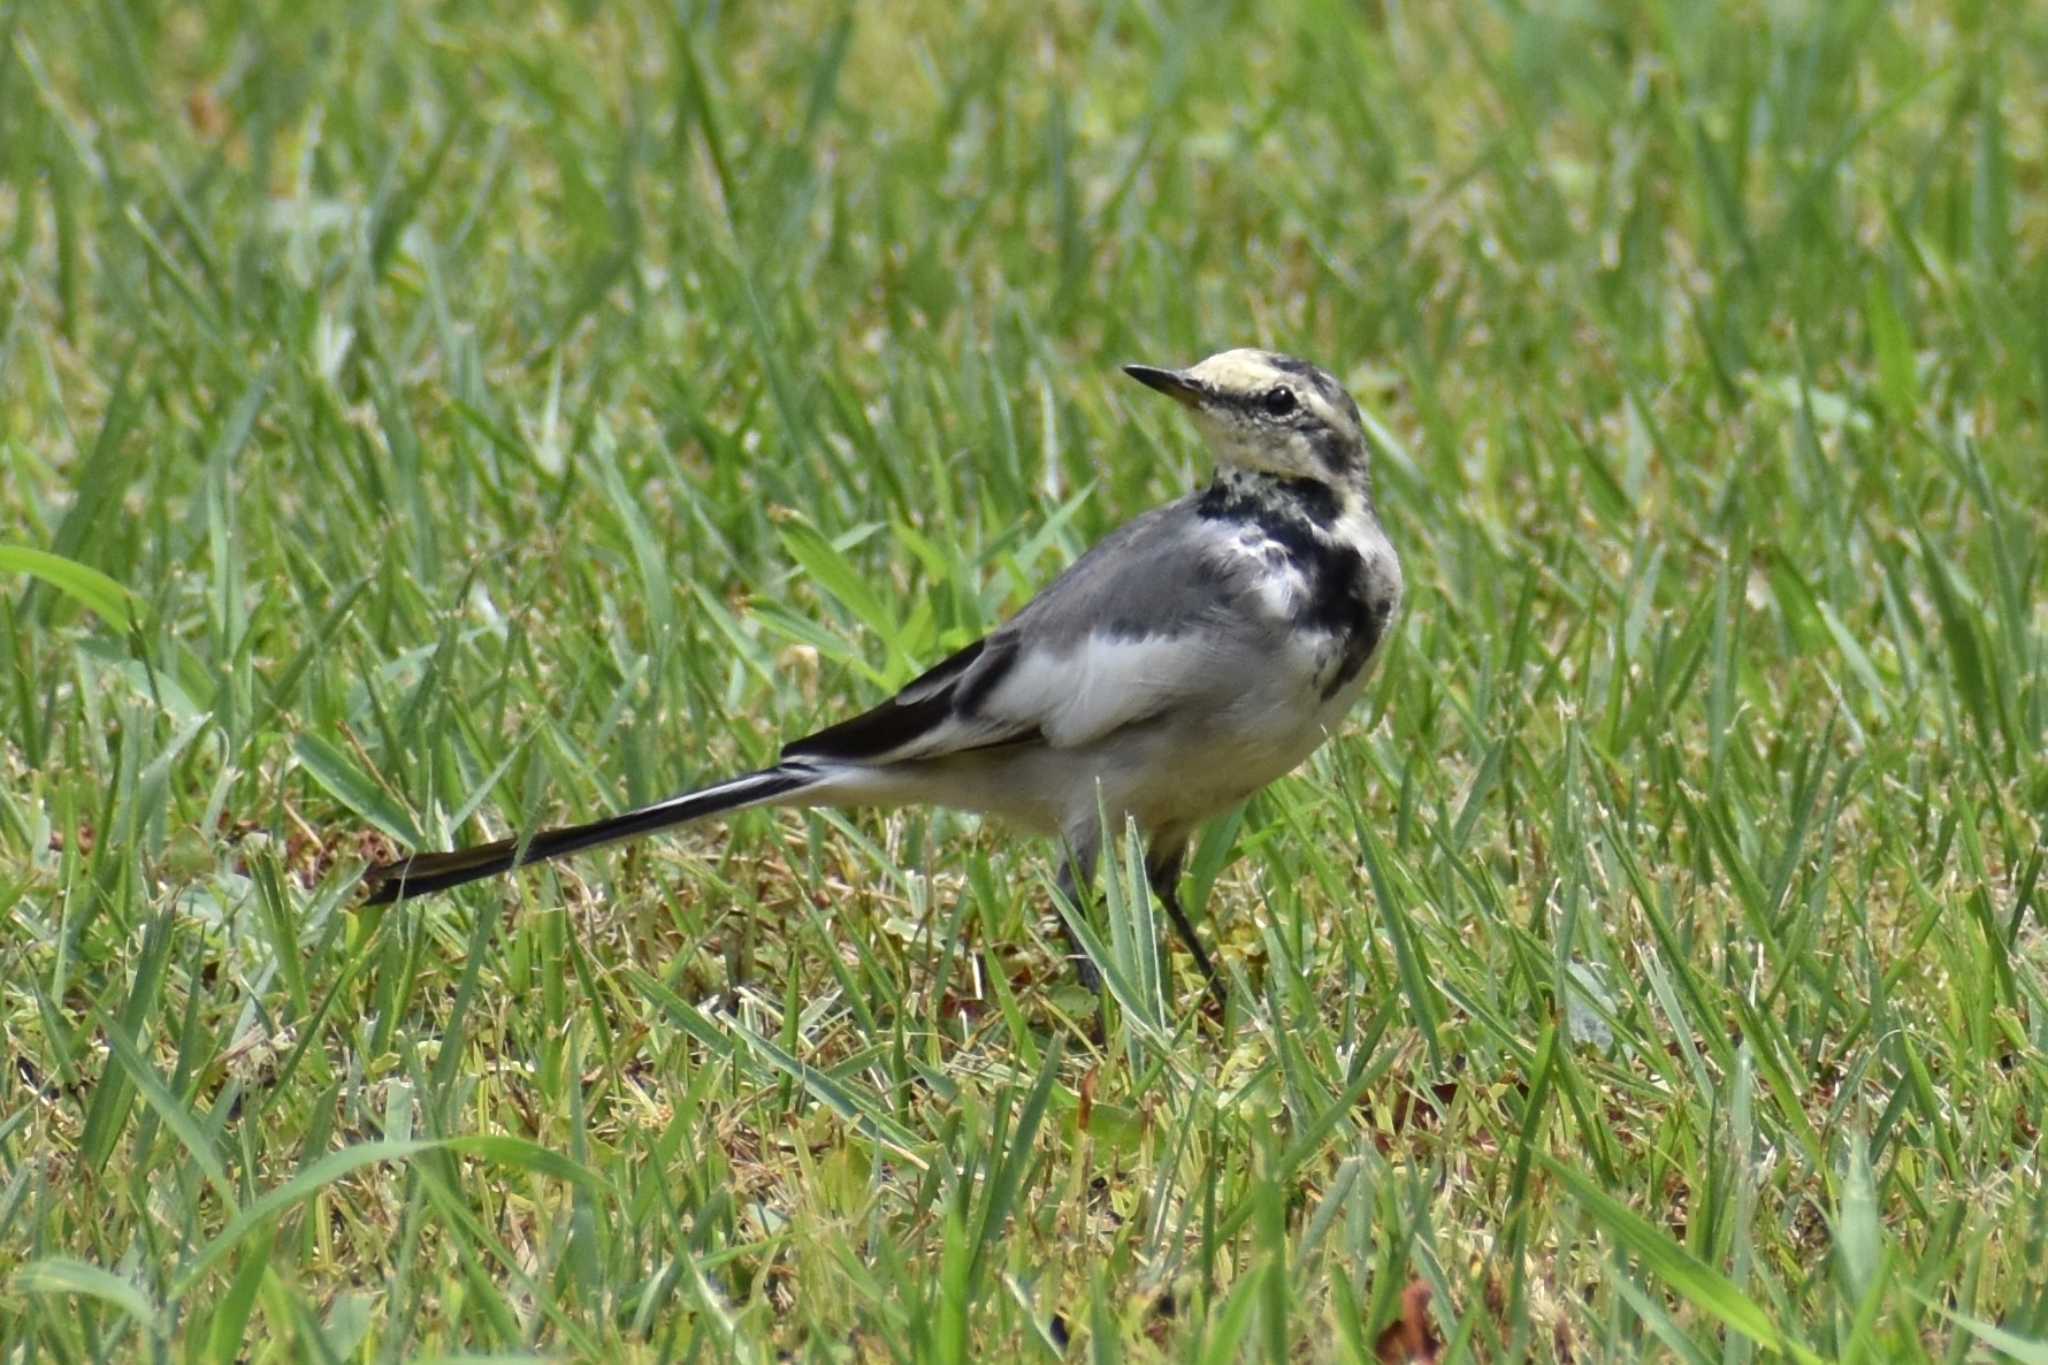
[1124,349,1372,489]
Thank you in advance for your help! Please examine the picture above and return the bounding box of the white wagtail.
[363,350,1403,1001]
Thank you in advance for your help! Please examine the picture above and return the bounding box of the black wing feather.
[781,634,1023,764]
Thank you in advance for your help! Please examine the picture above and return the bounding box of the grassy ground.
[3,0,2046,1359]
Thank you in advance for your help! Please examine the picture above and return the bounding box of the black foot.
[1071,953,1103,994]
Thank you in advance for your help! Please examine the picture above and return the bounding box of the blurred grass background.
[2,0,2045,1358]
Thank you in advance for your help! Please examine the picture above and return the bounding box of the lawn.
[3,0,2045,1359]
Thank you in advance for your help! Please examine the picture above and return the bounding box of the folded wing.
[782,503,1257,766]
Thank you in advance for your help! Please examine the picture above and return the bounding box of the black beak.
[1122,364,1203,408]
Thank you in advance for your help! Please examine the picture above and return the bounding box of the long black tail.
[360,766,816,904]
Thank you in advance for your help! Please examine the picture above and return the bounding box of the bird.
[361,349,1403,1004]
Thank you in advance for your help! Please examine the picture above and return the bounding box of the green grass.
[3,0,2046,1358]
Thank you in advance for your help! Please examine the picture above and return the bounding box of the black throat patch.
[1196,473,1387,699]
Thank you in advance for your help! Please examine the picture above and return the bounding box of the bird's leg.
[1145,843,1226,1008]
[1053,840,1102,992]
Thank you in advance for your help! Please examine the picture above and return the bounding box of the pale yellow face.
[1133,349,1369,485]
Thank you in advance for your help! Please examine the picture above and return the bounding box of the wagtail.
[363,350,1403,1002]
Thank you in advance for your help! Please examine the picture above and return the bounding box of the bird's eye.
[1262,387,1297,417]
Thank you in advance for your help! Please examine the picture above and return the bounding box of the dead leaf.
[49,820,95,855]
[1374,1280,1440,1364]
